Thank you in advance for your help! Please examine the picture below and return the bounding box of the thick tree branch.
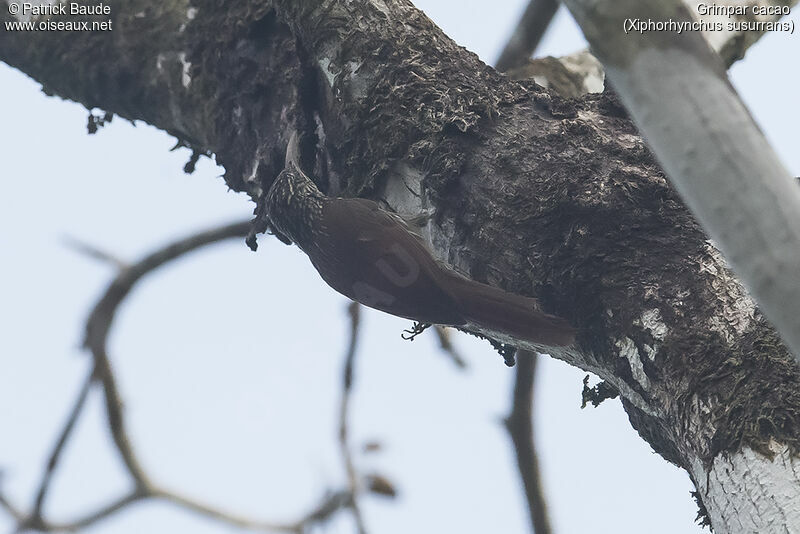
[495,25,552,534]
[560,1,800,531]
[560,0,800,360]
[4,1,800,531]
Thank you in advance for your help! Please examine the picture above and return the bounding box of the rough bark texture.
[561,2,800,367]
[689,443,800,533]
[558,1,800,530]
[3,0,800,530]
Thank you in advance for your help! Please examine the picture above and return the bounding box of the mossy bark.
[3,0,800,526]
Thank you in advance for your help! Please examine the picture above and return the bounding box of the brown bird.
[265,145,575,347]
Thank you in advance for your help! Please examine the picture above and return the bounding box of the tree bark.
[562,0,800,365]
[558,1,800,531]
[3,1,800,531]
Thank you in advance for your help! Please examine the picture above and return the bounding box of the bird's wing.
[314,198,466,325]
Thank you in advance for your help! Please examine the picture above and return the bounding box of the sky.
[1,2,798,534]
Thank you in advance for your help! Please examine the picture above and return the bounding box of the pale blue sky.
[1,3,798,534]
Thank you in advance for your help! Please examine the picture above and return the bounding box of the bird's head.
[265,161,325,248]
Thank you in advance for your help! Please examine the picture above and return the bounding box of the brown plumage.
[265,162,575,347]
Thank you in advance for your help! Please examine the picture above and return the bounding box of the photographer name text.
[5,3,113,32]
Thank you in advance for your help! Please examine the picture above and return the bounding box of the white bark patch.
[344,60,369,100]
[179,52,191,88]
[382,162,424,214]
[313,112,326,146]
[684,394,718,447]
[245,157,260,187]
[558,49,605,93]
[381,163,444,257]
[700,242,757,345]
[317,57,370,99]
[691,442,800,533]
[318,57,337,88]
[156,51,186,80]
[636,308,668,360]
[615,336,651,390]
[180,7,198,32]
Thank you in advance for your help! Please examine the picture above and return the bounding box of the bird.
[264,136,576,348]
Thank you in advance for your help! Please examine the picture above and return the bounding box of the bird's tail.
[445,273,576,347]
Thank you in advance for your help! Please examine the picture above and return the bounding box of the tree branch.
[151,488,300,533]
[432,326,468,369]
[4,1,800,531]
[495,0,560,73]
[1,221,374,532]
[27,493,145,532]
[338,302,368,534]
[83,221,253,491]
[29,370,94,524]
[504,351,551,534]
[559,0,800,530]
[561,0,800,360]
[495,19,553,533]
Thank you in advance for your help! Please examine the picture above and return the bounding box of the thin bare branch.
[4,491,145,533]
[82,220,251,490]
[30,369,95,521]
[338,302,368,534]
[2,219,386,533]
[29,492,144,532]
[83,220,252,361]
[296,490,355,531]
[62,236,128,270]
[2,220,323,534]
[152,487,300,533]
[504,350,552,534]
[90,343,151,489]
[0,492,25,523]
[433,326,467,369]
[495,0,560,73]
